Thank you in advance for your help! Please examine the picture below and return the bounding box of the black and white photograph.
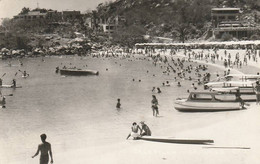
[1,0,260,163]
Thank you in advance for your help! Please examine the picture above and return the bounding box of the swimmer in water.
[157,87,161,93]
[116,98,121,109]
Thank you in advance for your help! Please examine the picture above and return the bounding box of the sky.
[0,0,112,19]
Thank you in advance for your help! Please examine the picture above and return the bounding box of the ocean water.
[0,55,244,163]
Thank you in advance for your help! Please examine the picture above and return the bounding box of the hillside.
[1,0,260,50]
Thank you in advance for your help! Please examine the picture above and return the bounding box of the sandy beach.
[51,49,260,164]
[0,48,260,164]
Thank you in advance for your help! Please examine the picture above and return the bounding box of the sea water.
[0,55,243,163]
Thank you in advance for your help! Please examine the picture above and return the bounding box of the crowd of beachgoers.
[1,42,260,164]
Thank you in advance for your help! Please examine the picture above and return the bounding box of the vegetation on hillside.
[1,0,260,49]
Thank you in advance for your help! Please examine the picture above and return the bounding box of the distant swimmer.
[12,79,16,88]
[23,71,29,77]
[140,121,151,136]
[165,81,170,86]
[157,87,161,93]
[116,98,121,109]
[126,122,141,140]
[177,82,181,87]
[32,134,54,164]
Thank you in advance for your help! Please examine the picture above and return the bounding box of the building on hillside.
[46,10,62,21]
[211,8,257,39]
[87,15,126,33]
[13,11,47,20]
[62,10,81,20]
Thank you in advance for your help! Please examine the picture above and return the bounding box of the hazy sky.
[0,0,112,19]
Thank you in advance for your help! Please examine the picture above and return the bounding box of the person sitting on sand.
[140,121,151,136]
[152,87,156,92]
[32,134,53,164]
[126,122,142,140]
[177,82,181,87]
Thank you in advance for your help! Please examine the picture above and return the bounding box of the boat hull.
[137,136,214,145]
[174,99,241,112]
[0,85,22,88]
[59,69,99,76]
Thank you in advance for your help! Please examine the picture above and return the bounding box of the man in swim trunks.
[32,134,54,164]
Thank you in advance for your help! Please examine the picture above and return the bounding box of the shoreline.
[1,48,260,164]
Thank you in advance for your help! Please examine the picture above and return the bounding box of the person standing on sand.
[254,81,260,105]
[32,134,54,164]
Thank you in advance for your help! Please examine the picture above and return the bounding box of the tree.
[19,7,30,15]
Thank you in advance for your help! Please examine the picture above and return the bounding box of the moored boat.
[0,85,22,88]
[59,68,99,76]
[174,92,242,112]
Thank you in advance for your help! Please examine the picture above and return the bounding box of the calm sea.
[0,55,243,163]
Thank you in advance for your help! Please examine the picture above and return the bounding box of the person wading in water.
[32,134,54,164]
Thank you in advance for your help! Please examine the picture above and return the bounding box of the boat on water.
[174,91,243,112]
[59,68,99,76]
[211,87,256,102]
[205,81,256,95]
[225,74,260,81]
[0,85,22,88]
[137,136,214,145]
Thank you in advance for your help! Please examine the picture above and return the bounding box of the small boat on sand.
[59,68,99,76]
[174,92,242,112]
[137,136,214,145]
